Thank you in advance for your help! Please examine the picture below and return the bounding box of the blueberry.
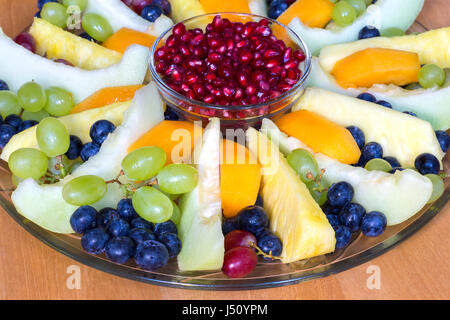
[98,207,120,227]
[383,156,400,168]
[360,142,383,165]
[141,5,162,22]
[356,92,377,103]
[70,205,98,234]
[222,216,240,235]
[255,227,271,239]
[389,167,404,174]
[257,230,282,259]
[106,218,130,237]
[79,32,97,43]
[90,120,115,145]
[35,11,41,18]
[334,225,352,249]
[237,205,269,235]
[327,182,354,208]
[403,111,417,117]
[322,202,342,215]
[254,194,263,207]
[38,0,57,9]
[0,80,9,91]
[414,153,440,175]
[376,100,392,108]
[66,135,83,160]
[129,228,156,244]
[131,217,154,230]
[158,232,181,258]
[0,124,16,148]
[326,214,340,229]
[346,126,365,149]
[339,203,366,233]
[105,236,136,263]
[435,130,449,153]
[19,120,38,132]
[268,0,288,19]
[358,26,380,39]
[134,240,169,270]
[151,0,171,15]
[154,220,178,238]
[80,142,100,161]
[81,228,109,254]
[164,108,180,120]
[4,114,22,131]
[361,211,387,237]
[117,198,138,221]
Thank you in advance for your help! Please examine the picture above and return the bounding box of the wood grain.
[0,0,449,300]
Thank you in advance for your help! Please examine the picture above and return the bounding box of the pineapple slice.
[11,83,165,233]
[29,18,122,70]
[178,118,224,271]
[246,128,335,263]
[1,101,131,162]
[261,119,433,226]
[293,88,444,168]
[168,0,206,23]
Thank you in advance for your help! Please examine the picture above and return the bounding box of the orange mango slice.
[331,48,420,88]
[275,110,361,164]
[128,120,201,164]
[103,28,157,54]
[199,0,251,14]
[220,139,261,218]
[70,85,144,114]
[277,0,334,28]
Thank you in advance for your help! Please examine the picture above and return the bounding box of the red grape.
[121,0,134,6]
[224,230,256,252]
[131,0,153,15]
[14,32,36,53]
[222,247,257,278]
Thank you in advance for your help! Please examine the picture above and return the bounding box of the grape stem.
[55,155,67,178]
[306,168,328,193]
[250,242,282,261]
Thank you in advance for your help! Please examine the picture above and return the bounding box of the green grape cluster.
[332,0,367,27]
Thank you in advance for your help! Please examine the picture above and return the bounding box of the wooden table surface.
[0,0,449,300]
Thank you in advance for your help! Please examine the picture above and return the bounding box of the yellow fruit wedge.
[168,0,206,23]
[319,27,450,74]
[246,128,335,263]
[29,18,122,70]
[1,101,131,162]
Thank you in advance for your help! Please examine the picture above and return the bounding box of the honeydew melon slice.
[1,101,131,162]
[11,84,164,233]
[288,0,424,55]
[85,0,173,37]
[261,119,433,226]
[178,118,224,271]
[0,28,149,104]
[292,87,444,168]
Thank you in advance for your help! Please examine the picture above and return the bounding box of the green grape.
[0,91,22,118]
[132,186,173,223]
[44,87,74,117]
[62,0,88,11]
[170,201,181,225]
[22,109,50,122]
[425,174,444,203]
[36,117,70,157]
[9,148,49,180]
[153,184,179,201]
[11,175,24,187]
[364,0,373,5]
[418,64,446,89]
[364,158,392,172]
[62,175,107,205]
[305,178,330,206]
[17,82,47,112]
[156,164,199,195]
[287,149,319,183]
[121,146,167,181]
[41,2,69,28]
[82,13,113,42]
[343,0,366,16]
[381,27,405,37]
[332,1,357,27]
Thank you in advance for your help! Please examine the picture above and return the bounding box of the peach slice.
[220,139,261,218]
[103,28,157,54]
[70,85,143,114]
[275,110,361,164]
[331,48,420,89]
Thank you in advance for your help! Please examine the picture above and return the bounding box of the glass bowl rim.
[149,12,312,111]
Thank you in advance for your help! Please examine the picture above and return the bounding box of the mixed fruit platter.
[0,0,448,282]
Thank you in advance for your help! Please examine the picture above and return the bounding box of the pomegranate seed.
[284,60,299,70]
[212,15,223,31]
[233,22,244,34]
[191,34,205,46]
[179,45,190,56]
[205,72,216,82]
[258,19,270,27]
[208,52,222,62]
[236,39,249,48]
[259,80,270,92]
[234,88,244,100]
[283,48,292,63]
[245,85,256,96]
[294,49,306,62]
[256,25,271,37]
[263,49,280,59]
[239,50,253,64]
[237,72,249,87]
[203,95,215,104]
[193,84,205,97]
[252,70,266,82]
[265,59,279,69]
[186,74,198,85]
[173,23,186,37]
[155,61,166,73]
[165,34,176,47]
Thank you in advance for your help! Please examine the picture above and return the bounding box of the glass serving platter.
[0,19,448,290]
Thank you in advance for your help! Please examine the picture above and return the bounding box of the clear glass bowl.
[0,156,448,290]
[149,12,312,131]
